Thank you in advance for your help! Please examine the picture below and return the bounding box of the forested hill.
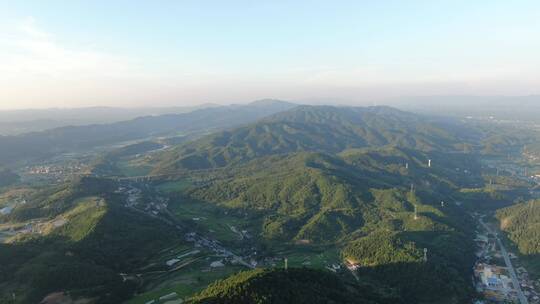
[154,136,480,302]
[496,200,540,255]
[189,268,399,304]
[0,100,296,165]
[0,177,180,303]
[152,105,467,173]
[187,149,481,242]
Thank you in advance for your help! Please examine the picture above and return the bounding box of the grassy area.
[155,180,193,194]
[127,259,246,304]
[271,244,340,269]
[117,159,152,177]
[169,199,255,243]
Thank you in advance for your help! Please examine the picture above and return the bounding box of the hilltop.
[152,105,464,173]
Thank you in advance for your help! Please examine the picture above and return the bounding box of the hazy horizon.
[1,94,540,112]
[1,1,540,110]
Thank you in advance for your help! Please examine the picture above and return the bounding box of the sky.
[0,0,539,109]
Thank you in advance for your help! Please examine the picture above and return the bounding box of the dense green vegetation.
[190,268,399,304]
[3,176,115,222]
[496,200,540,255]
[3,104,532,303]
[141,107,488,302]
[0,100,295,164]
[153,106,467,172]
[186,148,480,242]
[0,178,181,304]
[343,230,474,303]
[166,144,479,302]
[494,200,540,279]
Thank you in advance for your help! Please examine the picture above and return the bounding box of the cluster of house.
[516,266,540,303]
[523,150,540,163]
[228,224,251,240]
[473,217,540,304]
[117,186,141,207]
[117,184,167,212]
[474,263,516,302]
[25,163,88,181]
[475,262,540,304]
[531,174,540,182]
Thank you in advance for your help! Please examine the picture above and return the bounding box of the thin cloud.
[0,17,137,80]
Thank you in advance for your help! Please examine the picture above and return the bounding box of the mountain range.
[0,100,296,165]
[0,101,534,303]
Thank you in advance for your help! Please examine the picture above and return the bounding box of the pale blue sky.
[0,1,539,109]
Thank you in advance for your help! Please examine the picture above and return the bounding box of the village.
[24,161,91,182]
[473,213,540,304]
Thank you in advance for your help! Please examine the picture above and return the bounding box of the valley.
[3,2,540,303]
[1,103,540,303]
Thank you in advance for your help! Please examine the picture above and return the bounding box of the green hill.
[342,230,473,303]
[496,200,540,255]
[0,100,296,165]
[189,268,398,304]
[139,106,486,303]
[156,144,478,303]
[0,178,181,304]
[495,200,540,278]
[152,105,464,173]
[186,148,480,242]
[4,176,116,222]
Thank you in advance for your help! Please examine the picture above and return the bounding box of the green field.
[156,180,193,194]
[117,159,153,177]
[169,198,257,243]
[270,244,341,269]
[127,258,246,304]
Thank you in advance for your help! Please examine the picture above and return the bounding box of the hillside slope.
[0,100,296,165]
[160,147,479,303]
[190,268,398,304]
[0,178,180,304]
[496,200,540,255]
[153,105,464,172]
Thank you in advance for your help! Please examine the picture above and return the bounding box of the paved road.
[479,216,528,304]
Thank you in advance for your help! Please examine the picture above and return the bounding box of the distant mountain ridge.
[0,100,297,165]
[387,95,540,122]
[0,104,219,135]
